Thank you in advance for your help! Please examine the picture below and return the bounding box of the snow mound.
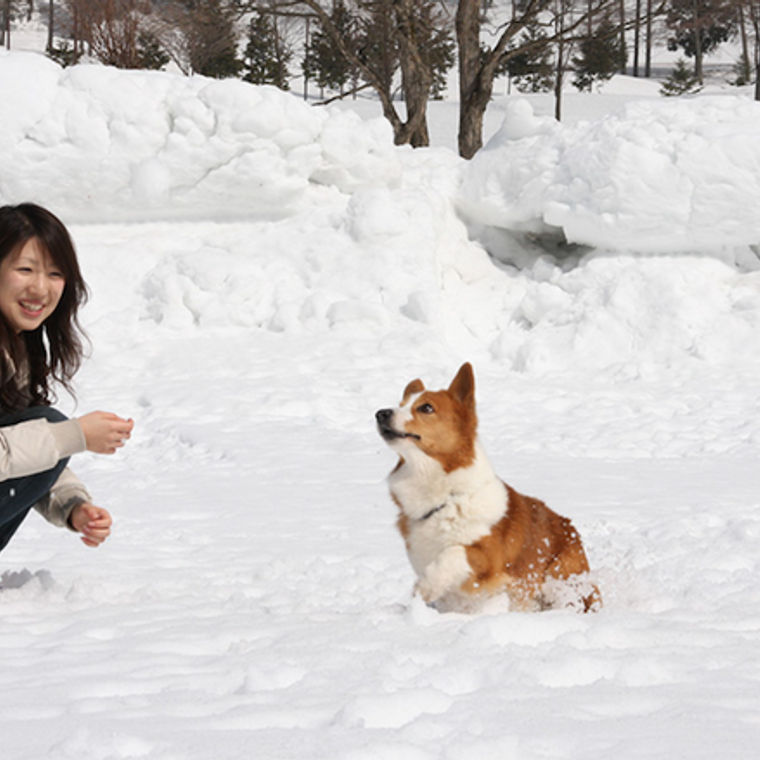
[0,52,400,222]
[2,52,760,380]
[460,97,760,251]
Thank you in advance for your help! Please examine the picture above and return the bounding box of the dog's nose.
[375,409,393,425]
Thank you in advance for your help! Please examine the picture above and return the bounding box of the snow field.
[0,51,759,759]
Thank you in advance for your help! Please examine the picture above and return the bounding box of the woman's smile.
[0,238,65,333]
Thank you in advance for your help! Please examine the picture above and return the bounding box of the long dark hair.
[0,204,89,410]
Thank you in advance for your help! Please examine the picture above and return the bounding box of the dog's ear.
[402,378,425,403]
[449,363,475,408]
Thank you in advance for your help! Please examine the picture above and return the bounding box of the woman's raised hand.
[77,411,134,454]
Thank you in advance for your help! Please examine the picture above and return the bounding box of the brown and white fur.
[376,362,601,613]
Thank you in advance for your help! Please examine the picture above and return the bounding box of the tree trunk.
[645,0,652,76]
[554,3,564,121]
[300,0,429,149]
[618,0,625,71]
[456,0,493,159]
[633,0,641,76]
[755,12,760,101]
[751,2,760,100]
[3,0,10,50]
[738,4,751,84]
[47,0,54,51]
[692,0,703,82]
[303,16,310,101]
[393,0,432,147]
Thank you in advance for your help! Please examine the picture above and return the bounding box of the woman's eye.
[417,403,435,414]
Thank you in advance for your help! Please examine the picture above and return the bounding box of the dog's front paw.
[414,546,471,605]
[414,577,439,604]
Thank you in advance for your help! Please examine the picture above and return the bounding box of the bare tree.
[241,1,451,148]
[143,1,193,73]
[72,0,150,67]
[457,0,618,158]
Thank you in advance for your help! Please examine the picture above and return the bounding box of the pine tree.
[418,6,455,99]
[731,53,752,86]
[666,0,736,82]
[243,11,292,89]
[302,0,357,93]
[572,18,627,92]
[184,0,242,78]
[660,58,703,95]
[504,23,554,93]
[137,32,170,70]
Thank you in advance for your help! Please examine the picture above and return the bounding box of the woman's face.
[0,238,66,333]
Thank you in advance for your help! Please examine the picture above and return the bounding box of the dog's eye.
[416,403,435,414]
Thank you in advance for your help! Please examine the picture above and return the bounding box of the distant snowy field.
[1,48,760,760]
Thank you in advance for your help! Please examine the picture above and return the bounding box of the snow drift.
[1,49,760,760]
[2,51,760,380]
[460,96,760,251]
[0,51,401,222]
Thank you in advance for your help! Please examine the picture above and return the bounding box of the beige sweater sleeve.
[33,466,92,529]
[0,418,86,481]
[0,417,91,530]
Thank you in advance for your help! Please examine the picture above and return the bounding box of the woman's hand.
[77,411,134,454]
[69,503,112,547]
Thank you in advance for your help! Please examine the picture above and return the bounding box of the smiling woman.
[0,204,134,554]
[0,238,66,334]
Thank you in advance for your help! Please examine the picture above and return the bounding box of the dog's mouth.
[375,409,421,442]
[378,425,421,442]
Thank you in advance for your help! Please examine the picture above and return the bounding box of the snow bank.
[5,51,760,254]
[460,97,760,251]
[1,52,760,760]
[0,52,401,222]
[2,51,760,383]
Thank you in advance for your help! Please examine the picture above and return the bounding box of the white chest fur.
[389,441,507,576]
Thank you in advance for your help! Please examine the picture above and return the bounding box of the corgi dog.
[376,362,600,613]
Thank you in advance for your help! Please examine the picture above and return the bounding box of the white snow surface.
[461,96,760,250]
[1,51,760,760]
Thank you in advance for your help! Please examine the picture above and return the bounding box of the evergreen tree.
[504,23,554,93]
[355,1,396,97]
[731,53,752,86]
[355,0,454,100]
[660,57,703,95]
[572,18,626,92]
[47,40,82,67]
[417,5,455,99]
[243,11,291,89]
[666,0,736,81]
[137,31,171,70]
[184,0,242,78]
[303,0,356,93]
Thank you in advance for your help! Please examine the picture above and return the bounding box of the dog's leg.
[415,545,472,604]
[545,536,602,612]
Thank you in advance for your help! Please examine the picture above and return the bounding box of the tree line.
[3,1,760,157]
